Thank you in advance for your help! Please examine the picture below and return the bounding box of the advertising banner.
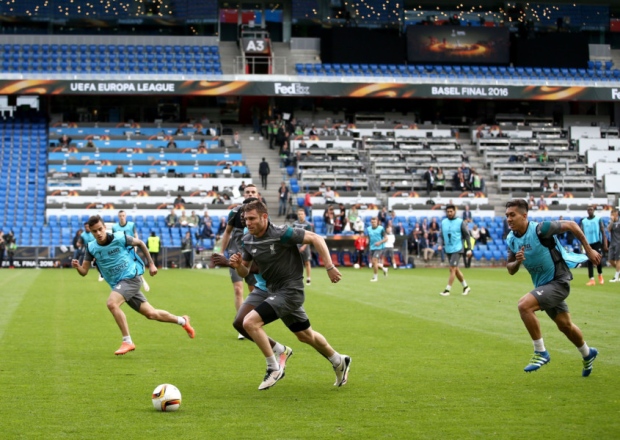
[0,79,618,101]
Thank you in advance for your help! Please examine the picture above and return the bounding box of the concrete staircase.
[227,126,287,212]
[218,41,240,75]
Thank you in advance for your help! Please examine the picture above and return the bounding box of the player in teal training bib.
[505,199,600,377]
[72,215,195,356]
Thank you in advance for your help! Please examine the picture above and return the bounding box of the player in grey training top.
[608,208,620,282]
[292,208,314,286]
[218,184,259,339]
[229,200,351,391]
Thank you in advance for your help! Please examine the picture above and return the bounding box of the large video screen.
[406,26,510,64]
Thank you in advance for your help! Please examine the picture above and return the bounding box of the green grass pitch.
[0,266,618,439]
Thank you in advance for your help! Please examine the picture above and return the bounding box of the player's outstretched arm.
[304,231,342,284]
[132,238,158,276]
[72,259,91,276]
[562,221,602,266]
[506,246,524,275]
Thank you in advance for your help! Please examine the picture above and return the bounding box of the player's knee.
[142,309,158,320]
[294,329,313,344]
[106,299,118,311]
[232,317,244,333]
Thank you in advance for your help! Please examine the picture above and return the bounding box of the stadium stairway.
[233,127,282,209]
[218,42,239,75]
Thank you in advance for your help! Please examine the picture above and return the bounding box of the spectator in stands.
[166,209,178,228]
[318,182,327,194]
[174,127,184,136]
[259,157,270,190]
[0,231,5,268]
[187,211,200,227]
[181,231,193,268]
[337,203,347,224]
[59,134,72,147]
[202,211,212,225]
[470,224,481,242]
[343,181,353,192]
[406,229,418,267]
[462,205,473,222]
[179,211,189,226]
[298,138,307,149]
[115,165,125,176]
[232,131,240,148]
[420,232,434,263]
[353,217,365,233]
[463,234,476,269]
[348,205,359,224]
[166,138,177,149]
[86,139,96,148]
[538,150,549,164]
[384,225,396,268]
[303,192,312,217]
[420,217,429,233]
[195,219,215,243]
[278,182,289,217]
[434,167,446,191]
[461,163,472,186]
[72,229,85,261]
[196,139,208,152]
[540,176,550,191]
[238,181,247,192]
[387,181,396,192]
[423,166,435,195]
[5,231,16,268]
[173,194,186,207]
[217,216,227,237]
[553,182,561,192]
[280,142,291,167]
[354,231,368,267]
[324,206,335,235]
[324,186,336,204]
[478,226,490,245]
[147,231,161,268]
[537,195,548,210]
[251,105,261,134]
[394,221,407,236]
[528,195,537,210]
[471,171,483,191]
[213,195,225,204]
[377,207,388,227]
[308,125,318,136]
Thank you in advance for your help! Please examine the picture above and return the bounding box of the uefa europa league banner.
[0,79,618,101]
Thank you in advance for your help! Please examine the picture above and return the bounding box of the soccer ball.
[152,384,182,412]
[195,263,203,269]
[353,263,360,269]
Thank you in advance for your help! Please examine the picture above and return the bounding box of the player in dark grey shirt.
[230,200,351,391]
[608,208,620,282]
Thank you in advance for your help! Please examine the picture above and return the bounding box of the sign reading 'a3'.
[243,38,270,54]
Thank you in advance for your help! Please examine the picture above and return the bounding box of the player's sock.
[328,352,342,368]
[578,342,590,358]
[615,271,620,279]
[445,285,452,292]
[533,338,545,353]
[462,280,468,288]
[272,342,285,356]
[266,355,279,371]
[122,336,133,344]
[177,316,186,326]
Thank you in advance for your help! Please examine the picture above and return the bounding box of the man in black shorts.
[229,200,351,390]
[219,184,259,339]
